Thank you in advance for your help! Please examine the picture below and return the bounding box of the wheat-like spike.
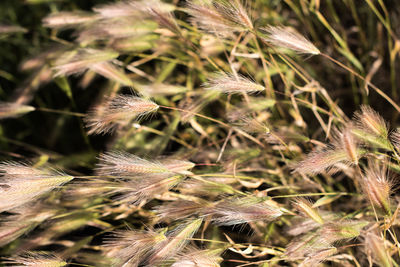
[148,219,203,264]
[93,0,174,19]
[96,151,170,177]
[53,48,119,77]
[96,151,194,177]
[104,228,166,267]
[0,162,73,212]
[114,175,183,205]
[292,198,324,225]
[205,197,282,226]
[286,220,367,259]
[0,24,27,34]
[261,25,320,55]
[186,0,253,38]
[0,101,35,119]
[154,199,208,221]
[42,11,97,29]
[203,72,265,94]
[362,159,393,215]
[0,205,55,246]
[294,126,364,175]
[172,247,222,267]
[5,252,67,267]
[333,126,360,165]
[293,148,350,175]
[298,247,337,267]
[85,95,159,135]
[287,211,340,236]
[364,232,393,267]
[354,105,388,138]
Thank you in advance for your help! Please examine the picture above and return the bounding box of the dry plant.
[1,0,400,266]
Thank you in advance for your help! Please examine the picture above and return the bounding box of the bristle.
[261,25,320,55]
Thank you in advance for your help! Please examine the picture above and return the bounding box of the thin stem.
[37,107,86,117]
[159,105,230,128]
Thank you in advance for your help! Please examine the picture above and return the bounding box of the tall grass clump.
[1,0,400,266]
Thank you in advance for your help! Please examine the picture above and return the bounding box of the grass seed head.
[354,105,388,139]
[286,220,366,259]
[261,25,320,55]
[96,151,190,177]
[0,162,73,212]
[322,220,368,241]
[85,95,158,135]
[104,228,166,266]
[53,48,119,77]
[287,212,340,236]
[6,252,67,267]
[206,197,282,226]
[292,198,324,225]
[186,0,253,38]
[42,11,97,29]
[0,205,55,246]
[93,0,174,19]
[113,175,183,205]
[172,247,222,267]
[298,247,337,267]
[334,126,360,165]
[0,25,27,34]
[90,62,133,86]
[294,126,363,175]
[362,159,393,215]
[0,102,35,119]
[204,72,265,94]
[293,148,350,175]
[148,218,203,264]
[364,232,393,267]
[154,199,208,221]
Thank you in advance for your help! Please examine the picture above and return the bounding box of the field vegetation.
[1,0,400,266]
